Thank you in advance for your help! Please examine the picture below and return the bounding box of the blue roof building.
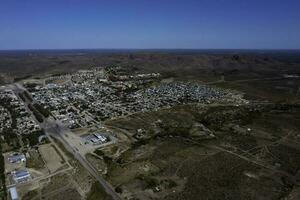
[8,154,26,163]
[13,169,30,183]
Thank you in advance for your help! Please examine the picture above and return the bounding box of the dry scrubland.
[100,103,300,200]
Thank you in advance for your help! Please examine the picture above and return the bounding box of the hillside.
[0,52,299,83]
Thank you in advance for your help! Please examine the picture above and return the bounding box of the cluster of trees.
[23,91,33,102]
[28,104,44,123]
[22,130,44,147]
[18,92,26,102]
[17,91,32,102]
[23,83,38,92]
[0,128,20,151]
[32,103,51,118]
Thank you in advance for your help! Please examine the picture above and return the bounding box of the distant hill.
[0,51,299,83]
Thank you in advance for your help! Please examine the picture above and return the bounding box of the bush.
[33,103,50,118]
[28,104,44,122]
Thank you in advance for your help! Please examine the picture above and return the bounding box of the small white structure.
[9,187,18,200]
[94,133,107,143]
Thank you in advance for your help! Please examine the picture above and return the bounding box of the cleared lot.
[39,144,65,173]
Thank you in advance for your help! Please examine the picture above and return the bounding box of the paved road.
[11,83,122,200]
[45,121,121,200]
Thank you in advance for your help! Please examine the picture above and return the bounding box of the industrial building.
[12,169,30,183]
[8,154,26,163]
[85,133,108,145]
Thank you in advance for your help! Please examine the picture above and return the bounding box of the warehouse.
[13,169,30,183]
[8,154,26,163]
[84,133,108,145]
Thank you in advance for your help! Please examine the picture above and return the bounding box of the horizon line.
[1,48,300,51]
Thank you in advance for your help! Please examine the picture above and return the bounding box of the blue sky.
[0,0,299,49]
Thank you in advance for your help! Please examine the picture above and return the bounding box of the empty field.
[39,144,65,173]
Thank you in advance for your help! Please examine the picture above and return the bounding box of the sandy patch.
[39,144,64,173]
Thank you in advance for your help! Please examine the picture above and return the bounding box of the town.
[25,66,246,128]
[0,65,248,200]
